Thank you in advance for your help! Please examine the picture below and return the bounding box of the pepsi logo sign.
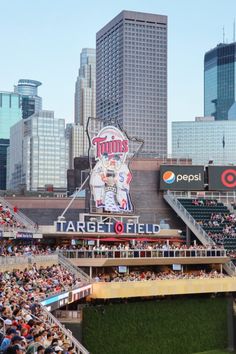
[163,171,176,184]
[162,171,202,184]
[160,165,204,190]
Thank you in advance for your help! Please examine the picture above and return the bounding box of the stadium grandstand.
[2,154,236,353]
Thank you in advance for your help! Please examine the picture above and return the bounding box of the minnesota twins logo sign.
[90,126,133,212]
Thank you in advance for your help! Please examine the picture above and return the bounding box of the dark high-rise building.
[204,42,236,120]
[96,10,168,157]
[14,79,42,119]
[0,139,9,190]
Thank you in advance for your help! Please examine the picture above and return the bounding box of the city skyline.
[1,0,236,151]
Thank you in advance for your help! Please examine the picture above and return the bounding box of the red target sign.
[221,169,236,188]
[208,166,236,190]
[114,221,124,235]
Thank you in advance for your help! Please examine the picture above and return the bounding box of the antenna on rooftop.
[223,26,225,43]
[233,19,235,42]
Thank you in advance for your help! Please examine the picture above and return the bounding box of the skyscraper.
[0,91,22,190]
[14,79,42,119]
[0,139,10,190]
[204,42,236,120]
[7,110,69,192]
[74,48,96,125]
[0,92,22,139]
[73,49,96,159]
[96,10,168,157]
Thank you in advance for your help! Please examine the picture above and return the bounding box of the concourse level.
[61,248,229,267]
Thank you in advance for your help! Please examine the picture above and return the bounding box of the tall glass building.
[14,79,42,119]
[172,117,236,165]
[0,139,9,190]
[0,92,22,190]
[96,10,168,157]
[204,42,236,120]
[7,110,69,192]
[0,92,22,139]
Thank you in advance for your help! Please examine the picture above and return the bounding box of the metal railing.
[0,196,37,231]
[169,191,236,205]
[42,306,89,354]
[58,253,90,282]
[60,248,227,259]
[164,191,215,245]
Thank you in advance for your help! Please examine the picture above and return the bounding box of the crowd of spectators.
[0,243,54,257]
[64,242,222,252]
[188,199,236,253]
[0,264,81,354]
[0,204,25,231]
[0,241,225,258]
[200,212,236,246]
[94,269,226,282]
[192,199,218,207]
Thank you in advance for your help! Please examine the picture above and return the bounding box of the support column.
[186,226,191,247]
[89,266,92,279]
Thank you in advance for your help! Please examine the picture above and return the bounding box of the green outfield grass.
[194,350,235,354]
[83,297,228,354]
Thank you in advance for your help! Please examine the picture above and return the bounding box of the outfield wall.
[90,277,236,299]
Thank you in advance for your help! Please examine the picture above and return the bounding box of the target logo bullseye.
[114,221,124,234]
[221,169,236,188]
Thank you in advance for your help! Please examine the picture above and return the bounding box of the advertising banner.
[160,165,204,190]
[55,220,160,235]
[16,232,33,239]
[90,126,133,212]
[208,166,236,190]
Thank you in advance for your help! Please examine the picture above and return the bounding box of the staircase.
[58,252,91,282]
[0,196,37,232]
[164,191,236,276]
[41,305,89,354]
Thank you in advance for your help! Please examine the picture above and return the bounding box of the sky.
[1,0,236,151]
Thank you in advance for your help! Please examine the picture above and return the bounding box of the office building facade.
[74,48,96,125]
[74,49,96,158]
[172,117,236,165]
[0,91,22,190]
[0,92,22,139]
[14,79,42,119]
[96,10,168,157]
[0,139,9,190]
[204,42,236,120]
[7,110,69,192]
[66,124,84,168]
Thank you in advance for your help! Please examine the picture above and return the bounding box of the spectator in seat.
[0,328,17,351]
